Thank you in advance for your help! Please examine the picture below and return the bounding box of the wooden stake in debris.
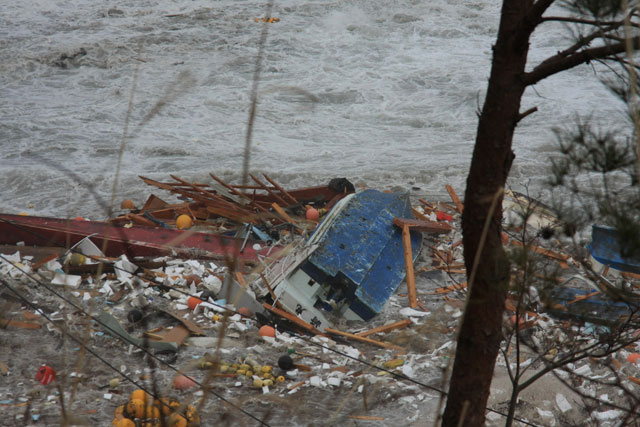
[445,184,464,213]
[402,224,417,308]
[393,218,419,309]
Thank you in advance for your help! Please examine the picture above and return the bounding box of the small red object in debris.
[73,216,85,221]
[184,274,202,286]
[259,325,276,337]
[306,208,320,221]
[173,374,196,390]
[238,307,252,318]
[628,353,640,364]
[35,365,56,385]
[501,232,510,244]
[187,296,202,310]
[436,211,452,221]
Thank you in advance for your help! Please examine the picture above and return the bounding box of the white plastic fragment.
[536,408,554,418]
[3,252,21,263]
[573,364,591,376]
[51,272,82,288]
[593,410,622,421]
[309,376,322,387]
[555,393,572,413]
[399,307,430,317]
[327,377,341,387]
[114,256,137,283]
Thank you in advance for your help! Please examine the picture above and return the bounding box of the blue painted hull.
[587,225,640,274]
[303,189,421,320]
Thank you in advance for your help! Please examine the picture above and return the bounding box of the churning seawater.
[0,0,625,218]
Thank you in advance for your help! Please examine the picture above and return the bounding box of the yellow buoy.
[129,389,148,403]
[176,214,193,230]
[113,418,135,427]
[125,398,146,419]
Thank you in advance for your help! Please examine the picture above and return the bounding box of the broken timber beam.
[392,217,452,234]
[325,327,404,351]
[446,184,464,213]
[263,173,298,205]
[355,319,412,338]
[263,303,326,336]
[250,174,290,207]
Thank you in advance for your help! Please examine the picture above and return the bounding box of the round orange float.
[306,207,319,221]
[187,296,202,310]
[176,214,193,229]
[259,325,276,337]
[173,375,196,390]
[120,199,135,210]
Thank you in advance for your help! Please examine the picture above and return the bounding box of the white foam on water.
[0,0,626,219]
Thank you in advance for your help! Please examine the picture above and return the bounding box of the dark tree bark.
[441,0,637,424]
[441,2,540,426]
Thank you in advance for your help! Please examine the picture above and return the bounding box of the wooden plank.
[510,240,569,261]
[355,319,412,338]
[260,273,284,310]
[401,224,418,309]
[566,291,599,305]
[250,174,289,206]
[629,376,640,386]
[432,282,467,294]
[446,184,464,213]
[235,272,247,288]
[348,415,385,421]
[263,173,298,205]
[271,202,297,224]
[0,318,41,329]
[262,303,326,336]
[393,217,452,234]
[324,327,404,351]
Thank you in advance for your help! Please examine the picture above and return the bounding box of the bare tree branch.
[541,15,629,26]
[523,38,639,86]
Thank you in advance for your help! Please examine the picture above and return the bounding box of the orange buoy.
[176,214,193,230]
[120,199,135,210]
[259,325,276,338]
[306,207,319,221]
[187,296,202,310]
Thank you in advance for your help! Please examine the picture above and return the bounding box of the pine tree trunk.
[441,2,534,426]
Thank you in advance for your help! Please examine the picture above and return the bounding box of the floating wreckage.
[255,189,422,330]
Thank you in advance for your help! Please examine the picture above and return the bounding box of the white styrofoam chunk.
[555,394,571,413]
[399,307,430,317]
[51,272,82,288]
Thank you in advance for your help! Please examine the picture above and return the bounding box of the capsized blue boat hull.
[266,189,421,329]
